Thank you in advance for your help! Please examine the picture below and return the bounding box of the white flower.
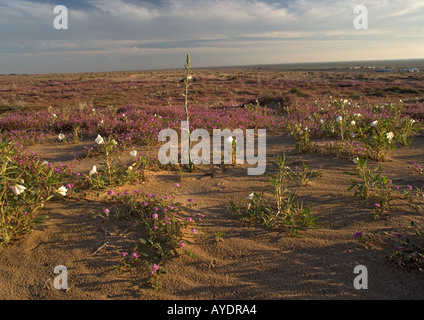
[99,120,104,125]
[302,126,309,132]
[370,120,378,127]
[11,184,26,196]
[343,99,348,104]
[111,139,118,146]
[56,186,68,197]
[52,113,57,118]
[95,135,104,145]
[336,116,343,123]
[89,165,97,176]
[350,120,356,126]
[226,136,234,144]
[247,193,254,200]
[58,133,65,141]
[319,119,324,124]
[387,132,394,143]
[130,150,137,157]
[410,119,416,125]
[43,160,49,165]
[128,166,134,171]
[353,157,359,164]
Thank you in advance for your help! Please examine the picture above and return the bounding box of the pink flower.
[179,242,185,247]
[152,213,158,219]
[191,228,198,234]
[174,183,180,187]
[107,189,114,196]
[186,217,193,222]
[152,264,159,272]
[120,251,128,257]
[131,252,139,259]
[103,209,110,214]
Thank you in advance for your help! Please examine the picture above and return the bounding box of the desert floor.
[0,68,423,300]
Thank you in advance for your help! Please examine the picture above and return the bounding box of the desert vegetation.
[0,61,423,299]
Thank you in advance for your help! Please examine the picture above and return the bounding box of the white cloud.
[0,0,423,73]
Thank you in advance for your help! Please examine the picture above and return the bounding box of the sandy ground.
[1,132,423,300]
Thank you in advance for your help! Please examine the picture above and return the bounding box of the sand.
[1,132,423,300]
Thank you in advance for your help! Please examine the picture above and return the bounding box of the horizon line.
[2,57,423,76]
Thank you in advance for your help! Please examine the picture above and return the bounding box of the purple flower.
[164,196,169,200]
[141,201,147,206]
[354,231,363,239]
[188,198,194,203]
[124,191,130,195]
[395,233,403,238]
[134,190,140,194]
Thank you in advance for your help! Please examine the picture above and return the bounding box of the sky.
[0,0,423,74]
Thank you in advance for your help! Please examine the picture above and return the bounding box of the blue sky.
[0,0,423,74]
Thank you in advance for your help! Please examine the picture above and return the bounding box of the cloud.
[0,0,423,73]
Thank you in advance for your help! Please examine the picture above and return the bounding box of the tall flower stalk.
[182,54,194,172]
